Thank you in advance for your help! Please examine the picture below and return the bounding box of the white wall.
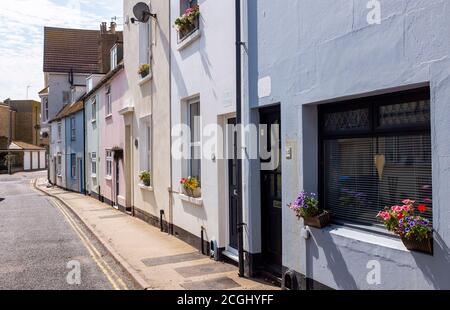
[170,0,236,248]
[123,0,171,221]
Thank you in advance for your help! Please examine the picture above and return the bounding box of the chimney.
[100,22,107,34]
[110,22,117,34]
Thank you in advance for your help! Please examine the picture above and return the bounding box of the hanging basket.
[302,211,331,229]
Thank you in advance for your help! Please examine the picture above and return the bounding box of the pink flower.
[402,199,415,206]
[377,211,391,221]
[391,206,403,213]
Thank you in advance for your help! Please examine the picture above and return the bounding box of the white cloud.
[0,0,122,101]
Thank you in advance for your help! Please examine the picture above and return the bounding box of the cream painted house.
[122,0,172,228]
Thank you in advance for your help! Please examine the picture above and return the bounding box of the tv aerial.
[131,2,157,23]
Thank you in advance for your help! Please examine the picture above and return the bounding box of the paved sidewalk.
[35,178,278,290]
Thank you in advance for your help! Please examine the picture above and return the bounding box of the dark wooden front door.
[260,106,282,276]
[228,118,239,250]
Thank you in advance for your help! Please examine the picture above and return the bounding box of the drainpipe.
[168,0,174,236]
[235,0,245,278]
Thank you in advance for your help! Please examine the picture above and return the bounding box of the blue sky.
[0,0,123,101]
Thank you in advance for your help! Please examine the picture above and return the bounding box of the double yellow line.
[50,197,129,290]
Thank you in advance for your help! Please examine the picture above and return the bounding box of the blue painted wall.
[64,109,85,193]
[245,0,450,289]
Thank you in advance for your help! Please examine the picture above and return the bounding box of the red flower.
[418,204,427,213]
[397,213,404,220]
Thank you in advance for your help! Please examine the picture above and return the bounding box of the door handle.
[233,189,238,196]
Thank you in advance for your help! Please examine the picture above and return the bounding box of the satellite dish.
[133,2,152,23]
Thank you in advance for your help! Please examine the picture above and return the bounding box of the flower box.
[289,191,331,230]
[401,235,433,255]
[182,187,201,198]
[377,199,434,255]
[303,211,331,229]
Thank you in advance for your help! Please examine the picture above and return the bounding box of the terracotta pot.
[302,211,331,229]
[401,235,433,255]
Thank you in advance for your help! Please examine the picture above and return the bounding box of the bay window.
[319,88,432,226]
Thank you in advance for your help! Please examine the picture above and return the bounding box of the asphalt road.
[0,171,139,290]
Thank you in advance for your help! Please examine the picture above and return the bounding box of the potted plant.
[139,171,151,187]
[174,4,200,38]
[377,200,433,255]
[180,177,201,198]
[138,64,150,79]
[288,191,331,229]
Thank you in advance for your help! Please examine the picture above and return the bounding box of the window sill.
[91,174,97,179]
[177,29,201,51]
[138,73,153,86]
[105,176,112,181]
[57,175,62,178]
[326,224,409,252]
[139,184,154,192]
[178,194,203,206]
[91,119,97,124]
[105,114,113,120]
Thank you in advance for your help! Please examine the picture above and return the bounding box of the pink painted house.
[99,46,128,211]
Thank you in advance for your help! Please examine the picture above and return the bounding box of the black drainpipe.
[235,0,245,278]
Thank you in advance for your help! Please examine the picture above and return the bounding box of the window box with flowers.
[180,177,201,198]
[139,170,152,188]
[175,4,201,49]
[138,64,152,81]
[377,200,433,255]
[289,191,331,229]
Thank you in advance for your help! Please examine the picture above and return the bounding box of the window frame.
[91,98,97,122]
[318,87,432,227]
[187,99,201,181]
[57,154,62,176]
[91,152,97,176]
[70,117,76,141]
[105,86,112,117]
[57,122,62,142]
[139,22,150,66]
[106,150,113,178]
[70,154,77,179]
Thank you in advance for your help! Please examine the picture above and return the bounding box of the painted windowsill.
[326,224,408,252]
[91,174,97,179]
[91,119,97,124]
[177,29,201,51]
[139,184,154,192]
[138,73,153,86]
[57,175,62,178]
[105,176,112,181]
[178,194,203,206]
[105,114,113,120]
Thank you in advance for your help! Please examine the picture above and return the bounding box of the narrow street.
[0,172,139,290]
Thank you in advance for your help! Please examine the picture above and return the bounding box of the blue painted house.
[49,100,85,193]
